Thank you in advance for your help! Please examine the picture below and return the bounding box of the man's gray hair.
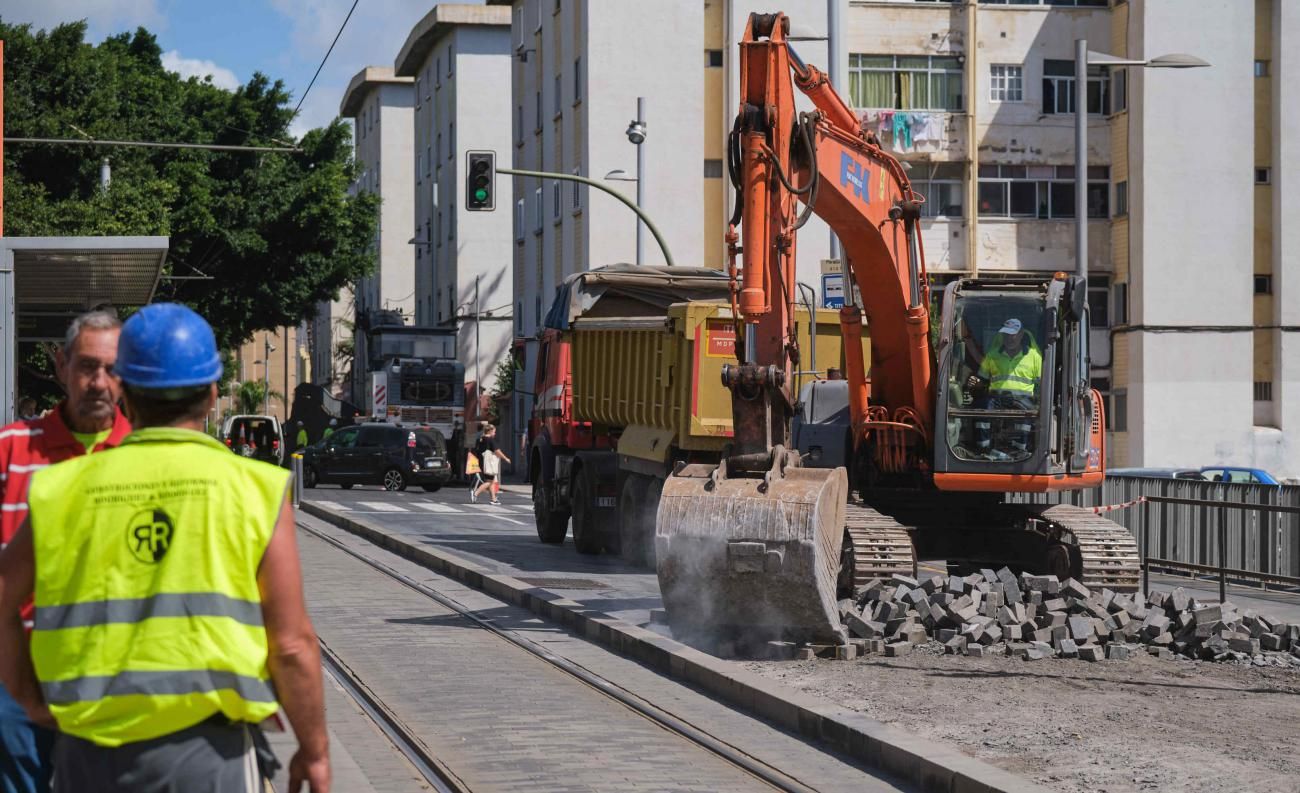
[63,308,123,352]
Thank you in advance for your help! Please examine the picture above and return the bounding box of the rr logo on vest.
[127,508,175,563]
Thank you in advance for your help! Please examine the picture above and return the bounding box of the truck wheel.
[303,466,318,489]
[619,477,645,565]
[641,477,663,567]
[421,483,442,493]
[533,478,568,544]
[571,476,602,555]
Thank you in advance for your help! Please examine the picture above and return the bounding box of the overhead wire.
[292,0,362,121]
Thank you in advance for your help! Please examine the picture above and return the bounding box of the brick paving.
[297,514,913,792]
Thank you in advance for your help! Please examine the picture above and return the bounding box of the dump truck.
[528,264,864,564]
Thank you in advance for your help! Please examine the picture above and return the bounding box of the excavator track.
[839,503,916,595]
[1035,504,1141,592]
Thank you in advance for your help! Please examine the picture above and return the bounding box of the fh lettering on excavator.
[839,152,870,204]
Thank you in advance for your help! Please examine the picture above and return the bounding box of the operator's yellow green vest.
[27,427,289,747]
[980,343,1043,395]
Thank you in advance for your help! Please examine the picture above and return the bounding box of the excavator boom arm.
[731,13,933,447]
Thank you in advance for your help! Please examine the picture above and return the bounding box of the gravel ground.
[746,643,1300,793]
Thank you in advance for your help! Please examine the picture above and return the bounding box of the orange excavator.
[655,12,1139,645]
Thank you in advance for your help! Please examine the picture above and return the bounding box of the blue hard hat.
[117,303,223,389]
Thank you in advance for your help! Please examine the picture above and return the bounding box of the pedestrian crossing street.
[341,500,533,516]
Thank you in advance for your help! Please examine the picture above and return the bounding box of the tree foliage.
[0,20,378,348]
[232,380,285,416]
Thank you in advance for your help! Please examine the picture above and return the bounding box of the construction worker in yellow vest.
[966,317,1042,457]
[0,303,330,792]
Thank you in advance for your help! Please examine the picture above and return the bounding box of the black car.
[302,423,452,492]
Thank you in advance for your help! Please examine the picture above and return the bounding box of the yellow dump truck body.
[569,301,868,468]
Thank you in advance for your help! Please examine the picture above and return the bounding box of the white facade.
[337,67,417,402]
[1270,0,1300,475]
[396,4,513,398]
[504,0,705,463]
[1125,0,1291,475]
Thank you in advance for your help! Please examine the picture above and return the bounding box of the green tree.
[0,20,377,349]
[233,380,285,416]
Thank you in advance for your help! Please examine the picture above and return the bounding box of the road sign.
[822,273,845,308]
[371,372,387,417]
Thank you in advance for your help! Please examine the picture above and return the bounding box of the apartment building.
[395,4,513,405]
[336,66,416,403]
[494,0,704,463]
[229,327,302,423]
[307,290,353,399]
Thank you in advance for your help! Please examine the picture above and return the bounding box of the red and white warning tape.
[1087,496,1147,514]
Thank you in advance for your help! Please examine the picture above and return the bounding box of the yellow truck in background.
[527,265,868,564]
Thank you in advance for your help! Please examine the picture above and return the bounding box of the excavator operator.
[966,318,1042,457]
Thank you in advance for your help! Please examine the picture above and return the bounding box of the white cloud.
[1,0,166,40]
[161,50,241,91]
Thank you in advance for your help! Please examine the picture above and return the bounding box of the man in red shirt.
[0,310,131,793]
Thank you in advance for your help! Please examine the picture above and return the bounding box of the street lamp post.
[1074,41,1209,286]
[626,98,648,265]
[263,336,276,416]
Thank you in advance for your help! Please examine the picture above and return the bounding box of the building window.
[516,104,524,146]
[416,151,423,182]
[552,180,562,220]
[1111,67,1127,113]
[414,78,421,109]
[706,49,723,68]
[1114,180,1128,217]
[1112,389,1128,433]
[448,122,455,160]
[1088,275,1109,328]
[1112,282,1129,325]
[571,166,582,209]
[428,143,434,176]
[448,44,454,76]
[976,164,1109,219]
[554,73,562,116]
[535,91,542,131]
[1255,60,1270,78]
[989,64,1023,102]
[1255,274,1273,295]
[448,204,455,240]
[1255,167,1271,184]
[1044,59,1109,115]
[704,159,724,179]
[1254,381,1274,402]
[515,199,525,243]
[913,162,963,217]
[435,57,441,88]
[574,57,582,102]
[534,187,543,233]
[435,210,442,247]
[848,54,963,111]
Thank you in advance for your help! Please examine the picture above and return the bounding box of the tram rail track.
[298,520,825,793]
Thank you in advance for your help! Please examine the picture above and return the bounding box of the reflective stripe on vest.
[27,427,289,747]
[981,346,1042,396]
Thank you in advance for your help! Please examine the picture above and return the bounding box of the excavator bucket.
[655,464,849,645]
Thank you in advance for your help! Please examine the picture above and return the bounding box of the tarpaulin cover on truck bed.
[543,264,730,330]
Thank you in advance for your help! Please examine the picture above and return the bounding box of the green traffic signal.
[475,188,488,202]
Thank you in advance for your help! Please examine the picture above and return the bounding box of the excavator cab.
[932,275,1103,491]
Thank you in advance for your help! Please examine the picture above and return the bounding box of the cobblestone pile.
[814,570,1300,665]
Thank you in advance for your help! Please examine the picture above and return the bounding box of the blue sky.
[2,0,471,136]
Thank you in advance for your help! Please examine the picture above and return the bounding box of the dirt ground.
[747,644,1300,793]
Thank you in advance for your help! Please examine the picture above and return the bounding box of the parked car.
[220,414,284,466]
[1106,467,1205,480]
[1199,466,1279,485]
[301,422,452,492]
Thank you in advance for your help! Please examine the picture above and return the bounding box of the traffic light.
[466,150,496,211]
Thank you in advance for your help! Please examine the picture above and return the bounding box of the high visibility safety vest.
[979,344,1043,395]
[27,427,289,747]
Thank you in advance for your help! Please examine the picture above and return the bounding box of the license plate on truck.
[596,497,617,508]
